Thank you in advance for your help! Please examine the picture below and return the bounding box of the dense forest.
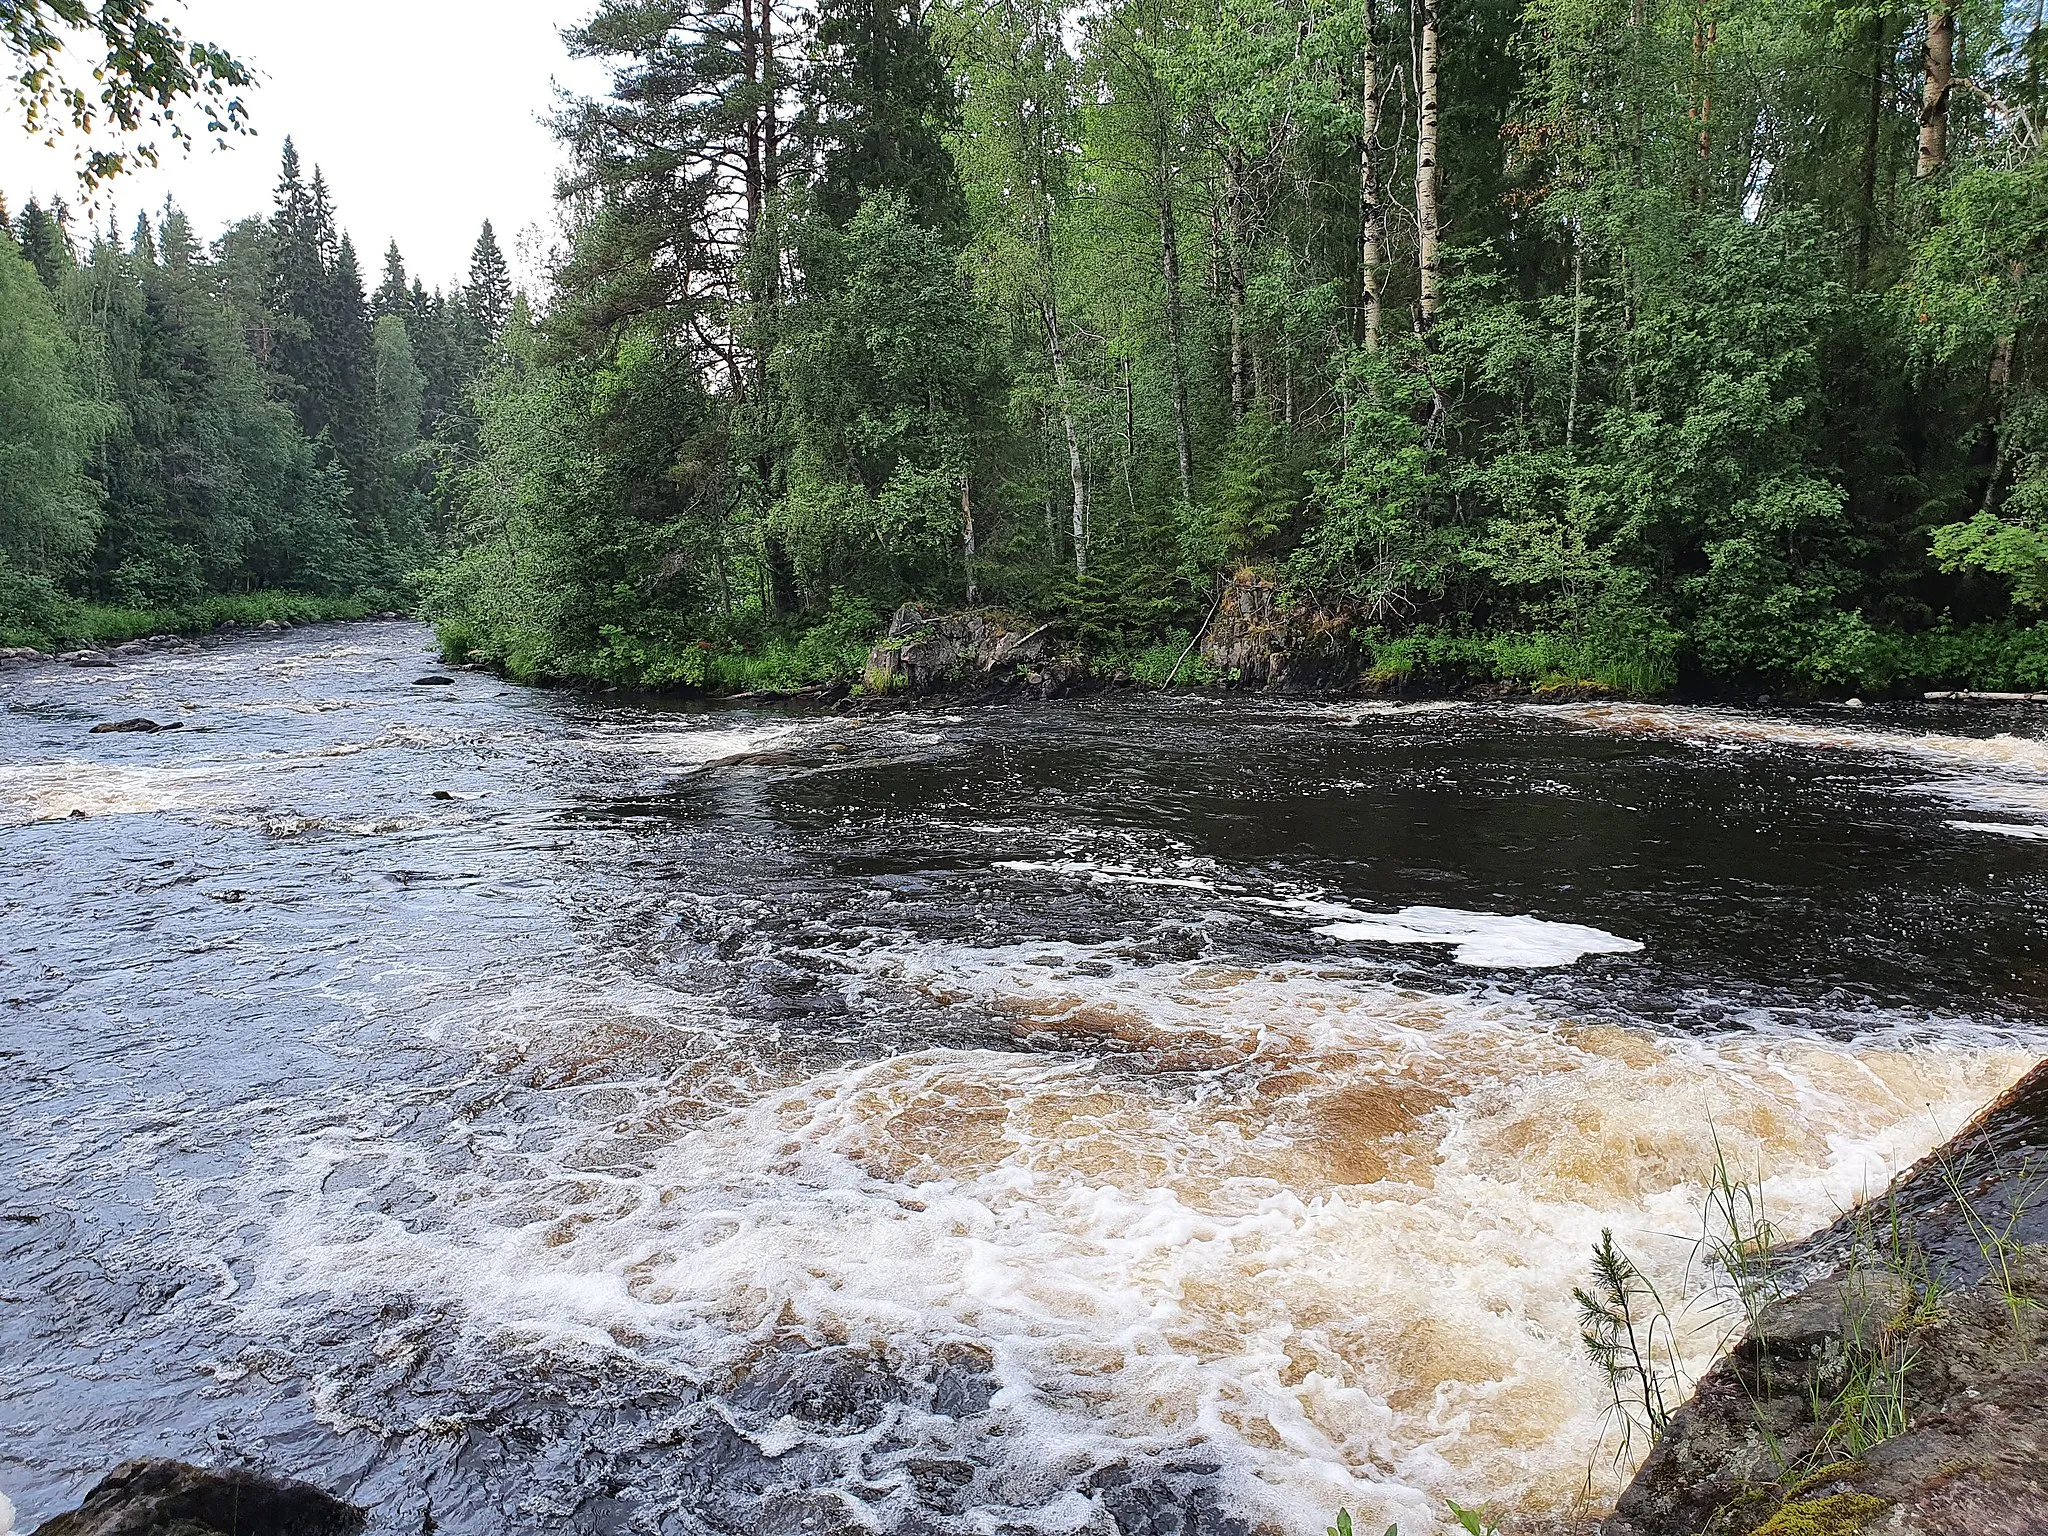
[0,144,511,645]
[7,0,2048,695]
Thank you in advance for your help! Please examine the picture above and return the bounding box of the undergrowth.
[1,591,387,651]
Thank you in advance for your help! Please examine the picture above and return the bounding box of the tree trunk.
[1565,233,1584,448]
[1044,298,1089,577]
[1225,145,1247,420]
[1858,13,1885,277]
[1691,14,1716,201]
[762,0,778,195]
[1918,6,1954,180]
[1414,0,1443,334]
[1358,0,1386,355]
[1157,188,1194,500]
[962,475,978,604]
[741,0,762,233]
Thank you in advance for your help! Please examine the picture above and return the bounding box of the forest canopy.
[424,0,2048,695]
[6,0,2048,695]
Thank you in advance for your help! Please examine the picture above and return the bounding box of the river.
[4,621,2046,1536]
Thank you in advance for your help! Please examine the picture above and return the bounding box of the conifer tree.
[464,220,513,343]
[809,0,966,231]
[375,240,410,318]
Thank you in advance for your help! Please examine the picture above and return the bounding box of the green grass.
[2,592,391,651]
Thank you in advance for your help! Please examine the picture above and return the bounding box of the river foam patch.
[224,940,2040,1535]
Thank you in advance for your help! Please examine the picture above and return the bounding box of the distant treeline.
[1,141,509,644]
[425,0,2048,696]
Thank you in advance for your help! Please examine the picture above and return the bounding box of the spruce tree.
[464,220,512,343]
[374,240,410,318]
[15,199,72,287]
[809,0,966,231]
[323,232,380,527]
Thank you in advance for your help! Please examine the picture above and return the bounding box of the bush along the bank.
[0,591,390,652]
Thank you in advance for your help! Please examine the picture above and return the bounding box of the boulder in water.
[88,719,180,735]
[28,1459,364,1536]
[412,675,454,686]
[0,647,50,665]
[57,650,113,668]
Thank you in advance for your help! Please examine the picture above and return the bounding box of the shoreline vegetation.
[434,592,2048,705]
[8,7,2048,722]
[8,596,2047,709]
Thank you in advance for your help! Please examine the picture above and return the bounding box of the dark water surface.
[4,623,2046,1535]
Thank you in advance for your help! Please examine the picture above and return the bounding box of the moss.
[1747,1493,1890,1536]
[1780,1462,1865,1502]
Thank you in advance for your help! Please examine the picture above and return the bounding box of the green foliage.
[0,225,103,588]
[1,0,252,186]
[0,589,379,651]
[413,0,2048,692]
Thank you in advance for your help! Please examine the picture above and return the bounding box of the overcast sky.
[0,0,609,292]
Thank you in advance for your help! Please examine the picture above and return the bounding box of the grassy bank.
[1,593,392,653]
[1360,621,2048,699]
[433,593,2048,702]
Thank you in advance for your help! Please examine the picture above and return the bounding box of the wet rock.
[0,646,51,665]
[413,676,455,687]
[1086,1462,1253,1536]
[1198,575,1356,693]
[28,1458,364,1536]
[89,719,181,735]
[58,650,113,668]
[1609,1059,2048,1536]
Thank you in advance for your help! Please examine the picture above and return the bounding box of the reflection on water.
[3,624,2047,1536]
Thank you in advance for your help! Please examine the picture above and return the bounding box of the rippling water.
[5,623,2047,1536]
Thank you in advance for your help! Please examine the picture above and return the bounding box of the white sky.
[0,0,611,293]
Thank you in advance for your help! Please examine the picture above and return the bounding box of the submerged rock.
[412,675,455,686]
[29,1459,363,1536]
[88,719,180,735]
[1608,1061,2048,1536]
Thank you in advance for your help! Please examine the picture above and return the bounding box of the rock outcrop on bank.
[1609,1061,2048,1536]
[862,605,1084,699]
[1196,575,1357,692]
[29,1460,363,1536]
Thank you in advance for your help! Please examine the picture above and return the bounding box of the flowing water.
[5,623,2048,1536]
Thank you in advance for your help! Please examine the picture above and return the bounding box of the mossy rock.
[1747,1493,1890,1536]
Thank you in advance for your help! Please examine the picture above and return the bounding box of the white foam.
[223,942,2042,1532]
[1947,820,2048,841]
[0,1487,15,1536]
[1267,895,1643,968]
[998,858,1220,891]
[1313,907,1644,967]
[0,759,234,825]
[600,720,837,769]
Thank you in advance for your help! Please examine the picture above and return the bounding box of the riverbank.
[0,594,395,657]
[1608,1059,2048,1536]
[430,585,2048,707]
